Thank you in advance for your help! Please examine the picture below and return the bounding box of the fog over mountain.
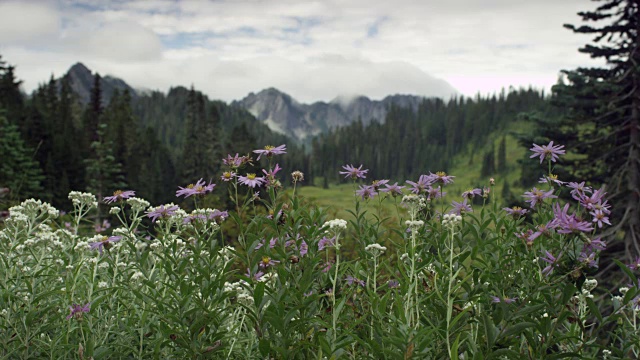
[233,88,437,141]
[59,62,453,142]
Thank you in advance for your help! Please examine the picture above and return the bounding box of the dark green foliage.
[528,0,640,261]
[480,144,496,178]
[0,56,24,125]
[311,89,548,182]
[497,136,507,173]
[0,111,44,204]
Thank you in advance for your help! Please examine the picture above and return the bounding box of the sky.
[0,0,604,103]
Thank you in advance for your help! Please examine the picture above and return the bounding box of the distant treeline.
[309,88,556,184]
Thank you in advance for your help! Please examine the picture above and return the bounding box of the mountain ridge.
[232,88,429,142]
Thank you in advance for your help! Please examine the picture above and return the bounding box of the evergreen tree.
[480,145,496,178]
[0,55,24,125]
[497,136,507,173]
[0,110,44,204]
[548,0,640,261]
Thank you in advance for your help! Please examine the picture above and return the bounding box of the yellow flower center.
[513,206,523,211]
[247,173,256,180]
[187,184,195,189]
[113,190,123,196]
[436,171,447,177]
[264,145,275,150]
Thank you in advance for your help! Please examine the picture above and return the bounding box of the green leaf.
[501,321,536,339]
[259,338,271,356]
[254,282,265,309]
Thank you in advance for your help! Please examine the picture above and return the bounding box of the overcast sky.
[0,0,603,103]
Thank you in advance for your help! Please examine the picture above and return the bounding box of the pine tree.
[550,0,640,261]
[0,110,44,204]
[497,136,507,173]
[0,55,24,125]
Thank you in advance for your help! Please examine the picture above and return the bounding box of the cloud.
[0,2,61,45]
[61,21,163,62]
[1,0,607,102]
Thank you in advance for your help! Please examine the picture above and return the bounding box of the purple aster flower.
[223,153,251,168]
[406,175,433,194]
[89,235,122,255]
[318,236,335,251]
[529,141,566,164]
[339,164,369,180]
[380,182,405,196]
[450,199,472,215]
[355,185,377,200]
[515,229,536,246]
[428,171,455,185]
[146,205,179,222]
[208,209,228,223]
[66,303,91,320]
[221,171,236,182]
[540,251,560,276]
[387,280,400,289]
[584,236,606,252]
[491,296,517,304]
[176,179,216,198]
[627,256,640,271]
[183,213,207,224]
[538,174,565,186]
[578,248,598,269]
[567,182,591,201]
[579,187,608,212]
[370,179,390,191]
[591,209,611,228]
[523,187,557,208]
[346,275,365,287]
[245,268,264,281]
[503,206,528,217]
[259,256,280,269]
[462,188,482,199]
[238,173,266,188]
[94,219,111,233]
[427,186,446,200]
[321,261,332,273]
[553,203,593,234]
[104,190,135,204]
[300,240,308,257]
[530,220,558,241]
[254,144,286,160]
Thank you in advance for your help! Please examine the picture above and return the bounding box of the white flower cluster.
[324,219,347,230]
[9,199,59,220]
[442,214,462,225]
[405,220,424,229]
[365,243,387,254]
[74,240,91,252]
[131,271,145,282]
[68,191,97,209]
[583,278,598,292]
[109,207,121,215]
[402,194,427,208]
[126,197,150,212]
[218,246,236,265]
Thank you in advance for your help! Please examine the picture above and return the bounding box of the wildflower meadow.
[1,142,639,359]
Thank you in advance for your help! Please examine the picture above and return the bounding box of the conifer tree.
[550,0,640,260]
[0,111,44,204]
[497,136,507,173]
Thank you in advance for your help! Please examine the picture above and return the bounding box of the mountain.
[233,88,427,142]
[65,62,137,105]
